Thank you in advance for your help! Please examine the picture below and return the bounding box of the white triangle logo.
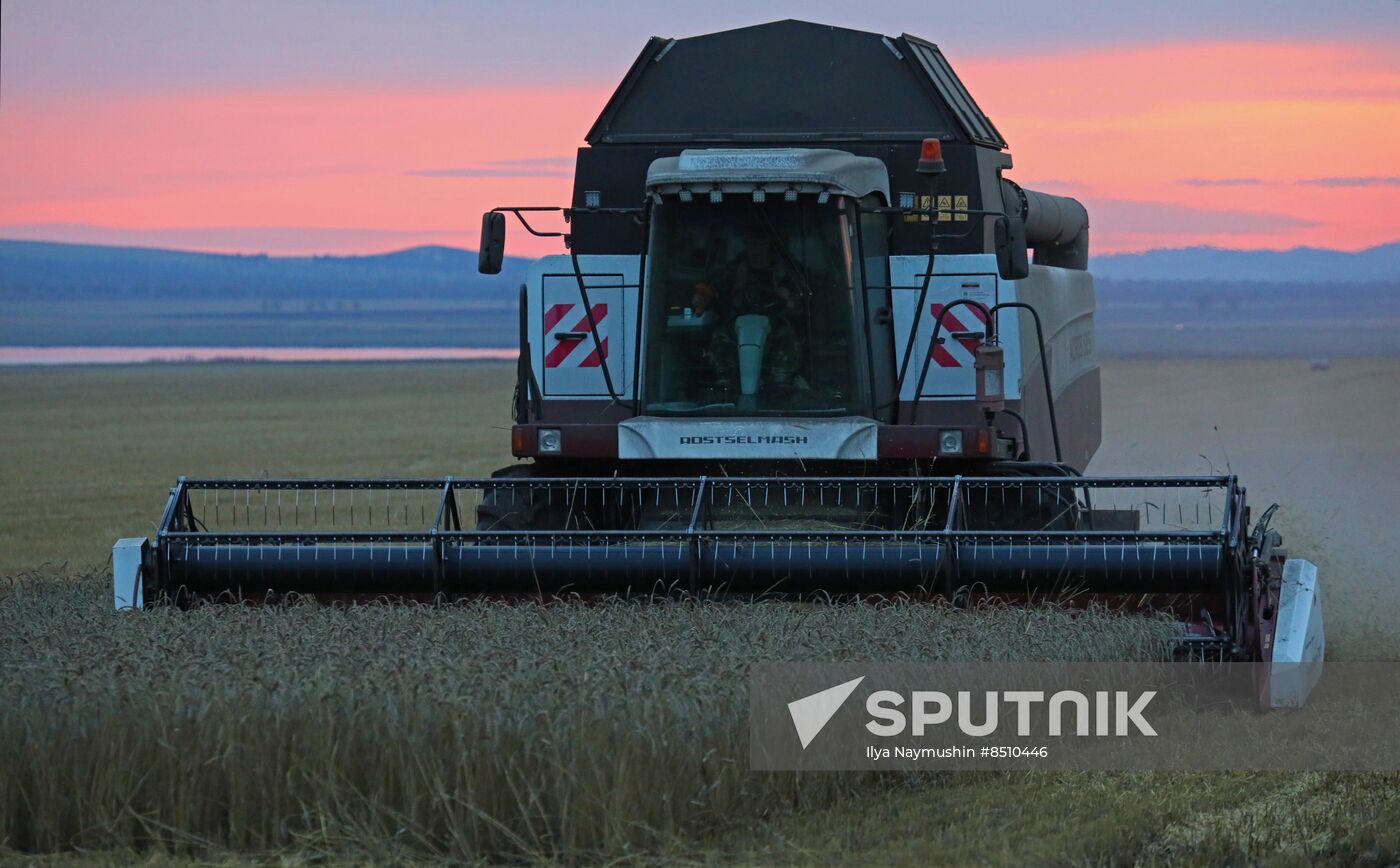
[787,676,865,749]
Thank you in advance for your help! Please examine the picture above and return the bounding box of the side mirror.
[478,212,506,274]
[993,215,1029,281]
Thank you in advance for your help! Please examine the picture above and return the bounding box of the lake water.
[0,347,518,366]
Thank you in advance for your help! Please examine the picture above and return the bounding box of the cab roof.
[645,148,891,203]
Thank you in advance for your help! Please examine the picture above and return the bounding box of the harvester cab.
[487,24,1096,474]
[639,151,880,419]
[115,21,1323,708]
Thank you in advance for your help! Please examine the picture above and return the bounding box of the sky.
[1,0,1397,257]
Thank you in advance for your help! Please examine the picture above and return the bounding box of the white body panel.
[530,255,638,399]
[618,416,877,460]
[889,254,1021,401]
[530,253,1026,405]
[113,537,145,610]
[525,252,1098,465]
[1270,558,1325,709]
[1011,265,1097,400]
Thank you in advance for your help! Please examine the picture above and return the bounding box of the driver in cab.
[691,229,807,400]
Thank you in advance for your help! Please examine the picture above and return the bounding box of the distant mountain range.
[3,237,1395,288]
[0,240,533,348]
[0,239,531,302]
[1,237,1395,354]
[1093,242,1400,283]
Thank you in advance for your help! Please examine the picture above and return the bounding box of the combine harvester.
[114,22,1322,705]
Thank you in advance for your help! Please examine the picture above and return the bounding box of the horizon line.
[2,233,1396,261]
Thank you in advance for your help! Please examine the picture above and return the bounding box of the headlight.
[939,429,963,455]
[538,429,562,454]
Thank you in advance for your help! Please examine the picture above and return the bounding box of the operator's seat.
[785,235,853,389]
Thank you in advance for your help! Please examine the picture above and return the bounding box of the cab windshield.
[641,196,863,416]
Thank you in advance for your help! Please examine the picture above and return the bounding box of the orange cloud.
[959,40,1400,251]
[0,86,609,255]
[1,39,1396,255]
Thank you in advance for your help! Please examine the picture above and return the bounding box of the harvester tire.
[474,464,625,531]
[475,465,545,531]
[969,466,1082,532]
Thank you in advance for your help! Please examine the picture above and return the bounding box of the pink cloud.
[1,40,1396,255]
[0,86,609,255]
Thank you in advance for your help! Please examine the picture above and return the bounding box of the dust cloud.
[1090,357,1400,660]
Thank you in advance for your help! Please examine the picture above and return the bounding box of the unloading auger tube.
[1001,179,1090,271]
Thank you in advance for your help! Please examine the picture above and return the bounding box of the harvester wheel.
[475,465,546,531]
[475,464,633,531]
[967,467,1082,532]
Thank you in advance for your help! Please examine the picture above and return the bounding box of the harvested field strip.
[0,575,1178,861]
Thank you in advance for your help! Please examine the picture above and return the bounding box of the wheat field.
[2,359,1398,865]
[0,573,1180,862]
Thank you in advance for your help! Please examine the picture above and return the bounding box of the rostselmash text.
[678,435,810,445]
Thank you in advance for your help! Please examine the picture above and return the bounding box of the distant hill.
[1094,242,1400,283]
[6,237,1395,294]
[1,237,1396,354]
[0,240,532,348]
[0,240,531,301]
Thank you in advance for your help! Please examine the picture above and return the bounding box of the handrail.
[567,248,624,403]
[907,298,995,422]
[489,201,651,408]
